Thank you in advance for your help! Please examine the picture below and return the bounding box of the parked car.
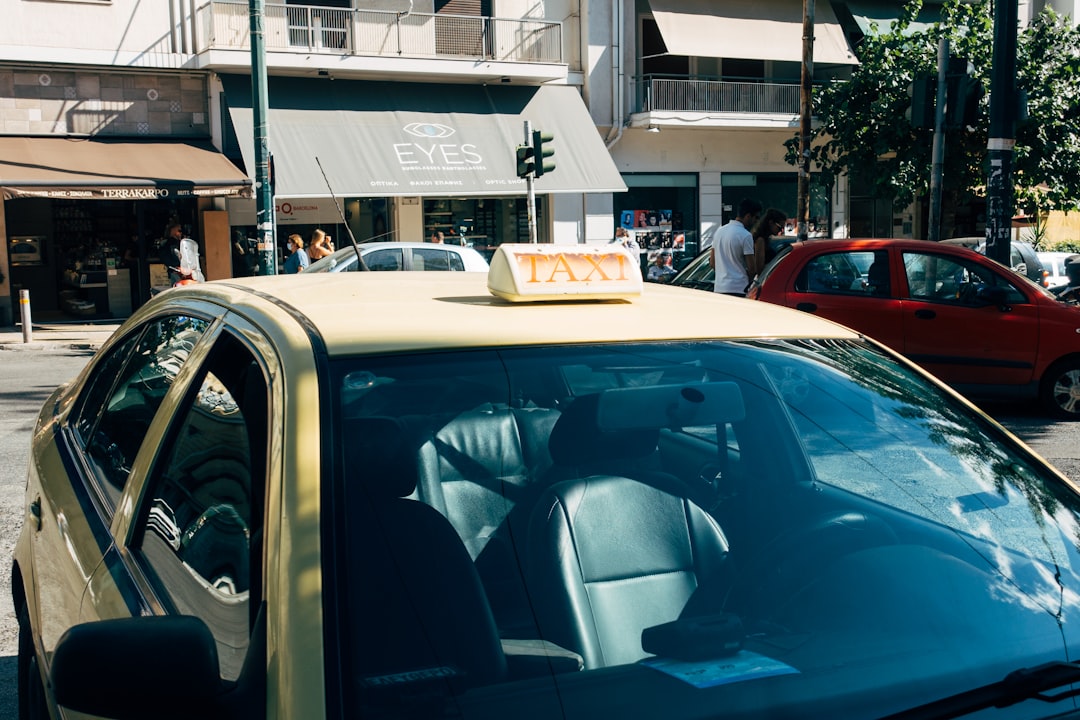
[746,238,1080,418]
[17,244,1080,720]
[1038,250,1075,289]
[304,241,489,273]
[940,236,1047,285]
[668,236,799,292]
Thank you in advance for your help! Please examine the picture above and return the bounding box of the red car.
[745,238,1080,419]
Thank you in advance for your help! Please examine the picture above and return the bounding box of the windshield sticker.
[641,651,799,688]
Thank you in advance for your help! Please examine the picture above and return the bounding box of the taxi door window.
[73,315,209,508]
[131,331,268,683]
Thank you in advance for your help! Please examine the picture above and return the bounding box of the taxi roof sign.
[487,244,643,302]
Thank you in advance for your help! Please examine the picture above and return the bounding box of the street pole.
[985,0,1018,266]
[250,0,276,275]
[524,120,537,244]
[927,38,948,242]
[797,0,815,241]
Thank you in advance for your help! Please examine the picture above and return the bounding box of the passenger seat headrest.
[549,383,746,468]
[344,416,422,498]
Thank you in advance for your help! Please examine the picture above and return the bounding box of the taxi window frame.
[69,312,212,516]
[123,323,272,686]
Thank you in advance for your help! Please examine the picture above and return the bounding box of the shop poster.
[621,209,686,263]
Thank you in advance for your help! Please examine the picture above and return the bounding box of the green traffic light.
[516,144,534,179]
[532,130,556,177]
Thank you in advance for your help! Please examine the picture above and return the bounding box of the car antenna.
[315,156,369,271]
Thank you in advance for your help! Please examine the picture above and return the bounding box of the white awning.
[220,75,626,199]
[649,0,857,65]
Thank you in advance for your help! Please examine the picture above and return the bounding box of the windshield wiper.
[880,661,1080,720]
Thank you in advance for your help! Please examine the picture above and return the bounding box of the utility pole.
[524,120,537,243]
[985,0,1018,266]
[250,0,276,274]
[927,38,949,241]
[797,0,814,241]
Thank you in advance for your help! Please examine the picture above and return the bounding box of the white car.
[1038,251,1074,288]
[305,241,489,273]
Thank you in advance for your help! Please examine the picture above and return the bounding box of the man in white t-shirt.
[710,199,762,296]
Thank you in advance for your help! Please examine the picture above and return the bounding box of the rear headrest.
[549,383,746,468]
[344,416,423,498]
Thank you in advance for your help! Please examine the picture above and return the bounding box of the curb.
[0,341,104,352]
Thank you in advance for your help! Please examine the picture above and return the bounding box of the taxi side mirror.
[51,615,228,720]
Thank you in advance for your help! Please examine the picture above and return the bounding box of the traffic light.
[516,143,534,179]
[532,130,556,177]
[906,73,935,130]
[945,59,983,129]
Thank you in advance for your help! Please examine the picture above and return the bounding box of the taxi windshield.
[328,338,1080,718]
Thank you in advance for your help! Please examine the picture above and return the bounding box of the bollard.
[19,289,32,343]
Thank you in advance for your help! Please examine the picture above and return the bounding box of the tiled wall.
[0,69,208,137]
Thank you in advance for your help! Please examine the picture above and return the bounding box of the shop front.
[219,74,624,256]
[0,137,251,324]
[615,174,699,274]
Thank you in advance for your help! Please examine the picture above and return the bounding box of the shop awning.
[0,137,252,200]
[220,74,626,199]
[845,0,939,37]
[648,0,857,65]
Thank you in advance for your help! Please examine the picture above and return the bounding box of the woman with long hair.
[749,208,787,279]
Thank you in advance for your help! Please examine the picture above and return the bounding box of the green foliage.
[1015,10,1080,213]
[792,0,1080,213]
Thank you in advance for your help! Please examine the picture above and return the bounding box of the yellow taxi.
[15,245,1080,719]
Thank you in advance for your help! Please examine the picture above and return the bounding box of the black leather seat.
[544,392,705,504]
[528,474,731,669]
[414,404,560,636]
[346,416,508,696]
[527,386,745,668]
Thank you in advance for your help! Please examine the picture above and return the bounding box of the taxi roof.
[198,271,861,356]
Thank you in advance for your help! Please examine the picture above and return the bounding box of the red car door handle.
[796,302,817,312]
[915,309,936,319]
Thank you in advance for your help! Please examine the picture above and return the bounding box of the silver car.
[305,241,490,273]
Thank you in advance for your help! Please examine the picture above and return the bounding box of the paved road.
[0,348,94,718]
[0,348,1077,717]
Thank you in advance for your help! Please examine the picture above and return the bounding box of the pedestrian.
[614,226,639,252]
[749,208,787,280]
[308,228,335,261]
[430,230,445,243]
[159,222,204,285]
[613,226,642,274]
[284,233,309,274]
[646,249,676,283]
[710,198,762,296]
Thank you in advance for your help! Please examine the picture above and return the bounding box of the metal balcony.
[198,1,563,64]
[637,76,802,115]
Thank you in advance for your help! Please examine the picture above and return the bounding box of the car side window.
[413,247,450,271]
[794,252,867,294]
[73,315,209,508]
[902,251,1026,305]
[364,248,403,271]
[131,330,269,683]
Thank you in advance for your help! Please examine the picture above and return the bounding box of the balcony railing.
[637,76,802,115]
[199,1,563,64]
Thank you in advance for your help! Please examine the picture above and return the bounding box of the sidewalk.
[0,321,120,352]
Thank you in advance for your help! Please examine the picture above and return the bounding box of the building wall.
[0,68,208,136]
[0,0,191,67]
